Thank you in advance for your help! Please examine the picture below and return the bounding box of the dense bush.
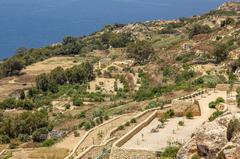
[101,32,131,48]
[0,59,24,77]
[0,135,10,144]
[0,98,35,110]
[209,101,217,109]
[73,98,83,106]
[221,17,235,27]
[209,111,223,121]
[161,146,179,158]
[41,138,57,147]
[126,40,154,64]
[213,44,229,63]
[189,24,212,38]
[176,68,195,83]
[186,112,193,119]
[208,97,225,109]
[32,127,49,142]
[0,110,49,141]
[50,67,67,85]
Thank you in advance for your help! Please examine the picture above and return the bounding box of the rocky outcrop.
[177,113,240,159]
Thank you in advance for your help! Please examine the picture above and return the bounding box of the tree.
[36,73,50,92]
[126,40,154,64]
[32,128,48,142]
[66,62,94,84]
[62,36,77,45]
[109,33,132,48]
[48,80,59,93]
[50,67,67,85]
[1,59,24,76]
[213,44,228,63]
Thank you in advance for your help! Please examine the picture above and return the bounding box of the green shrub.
[166,109,175,118]
[216,97,225,103]
[84,122,91,130]
[189,24,212,38]
[186,112,193,119]
[125,121,130,127]
[209,101,217,109]
[73,98,83,106]
[0,135,10,144]
[130,118,137,123]
[104,114,109,121]
[64,104,71,109]
[74,131,80,137]
[161,146,179,158]
[209,97,225,109]
[32,128,48,142]
[117,125,124,130]
[78,112,86,118]
[209,111,224,121]
[41,138,56,147]
[18,134,30,142]
[126,40,154,64]
[178,121,184,126]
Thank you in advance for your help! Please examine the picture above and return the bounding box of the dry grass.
[10,148,69,159]
[0,56,80,101]
[28,148,69,159]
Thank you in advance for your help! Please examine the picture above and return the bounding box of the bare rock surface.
[177,113,240,159]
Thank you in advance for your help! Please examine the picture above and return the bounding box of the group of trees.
[36,62,94,92]
[0,110,49,143]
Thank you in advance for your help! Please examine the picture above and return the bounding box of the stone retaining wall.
[76,108,166,159]
[76,138,115,159]
[65,115,126,159]
[114,110,158,147]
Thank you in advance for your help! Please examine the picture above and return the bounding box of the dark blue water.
[0,0,228,59]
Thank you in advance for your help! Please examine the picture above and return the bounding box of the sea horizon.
[0,0,229,60]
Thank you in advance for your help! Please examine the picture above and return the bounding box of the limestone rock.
[177,113,240,159]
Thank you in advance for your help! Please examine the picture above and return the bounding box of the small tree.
[36,73,50,92]
[213,44,228,63]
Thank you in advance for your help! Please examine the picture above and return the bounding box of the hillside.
[0,2,240,159]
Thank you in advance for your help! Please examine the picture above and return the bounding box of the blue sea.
[0,0,229,59]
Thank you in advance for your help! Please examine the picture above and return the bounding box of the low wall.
[76,138,115,159]
[114,110,158,147]
[110,146,156,159]
[65,115,126,159]
[75,107,171,159]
